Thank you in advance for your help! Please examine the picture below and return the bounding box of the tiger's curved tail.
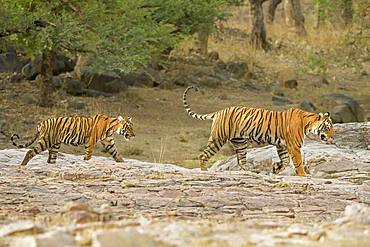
[11,132,39,148]
[183,86,214,121]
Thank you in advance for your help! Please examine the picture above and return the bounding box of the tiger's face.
[116,116,135,140]
[311,112,334,143]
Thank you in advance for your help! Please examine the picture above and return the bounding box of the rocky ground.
[0,122,369,246]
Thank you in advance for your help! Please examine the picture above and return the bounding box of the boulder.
[225,61,248,78]
[272,95,293,106]
[272,82,284,96]
[0,52,29,73]
[196,75,221,87]
[299,100,317,112]
[243,80,261,92]
[22,53,75,80]
[82,70,151,93]
[281,79,298,89]
[64,78,86,96]
[319,93,365,123]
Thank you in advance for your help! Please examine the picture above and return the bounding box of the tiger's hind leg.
[20,137,48,166]
[47,143,61,164]
[230,138,249,170]
[199,138,225,171]
[101,137,124,162]
[272,145,290,174]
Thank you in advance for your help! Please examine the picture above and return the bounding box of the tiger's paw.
[200,165,208,171]
[84,156,92,161]
[114,155,124,163]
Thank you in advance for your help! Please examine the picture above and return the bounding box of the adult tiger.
[183,86,334,176]
[11,114,135,166]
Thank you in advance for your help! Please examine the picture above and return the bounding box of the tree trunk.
[314,0,323,29]
[341,0,353,25]
[249,0,269,50]
[283,0,307,35]
[267,0,282,23]
[196,29,209,56]
[39,50,55,107]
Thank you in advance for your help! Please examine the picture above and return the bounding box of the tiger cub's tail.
[11,132,39,148]
[183,86,214,121]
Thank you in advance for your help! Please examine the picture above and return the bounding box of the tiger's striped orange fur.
[183,86,334,176]
[11,114,135,166]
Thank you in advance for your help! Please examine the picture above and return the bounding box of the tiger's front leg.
[288,146,306,176]
[101,137,124,162]
[84,141,95,161]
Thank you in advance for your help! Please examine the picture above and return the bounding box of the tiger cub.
[11,114,135,166]
[183,86,334,176]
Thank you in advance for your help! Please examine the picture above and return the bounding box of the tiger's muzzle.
[319,133,334,144]
[118,129,135,141]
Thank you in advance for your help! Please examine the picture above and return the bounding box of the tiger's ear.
[128,117,132,122]
[118,115,123,123]
[318,113,324,120]
[324,112,330,117]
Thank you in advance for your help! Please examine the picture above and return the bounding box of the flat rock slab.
[0,149,366,223]
[0,122,369,246]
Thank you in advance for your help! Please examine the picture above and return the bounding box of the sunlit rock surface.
[0,122,369,246]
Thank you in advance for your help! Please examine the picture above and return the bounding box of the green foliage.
[148,0,229,35]
[0,0,236,73]
[313,0,334,20]
[299,52,327,76]
[0,0,178,73]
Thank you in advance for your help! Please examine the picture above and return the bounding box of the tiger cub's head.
[309,112,334,143]
[117,116,135,140]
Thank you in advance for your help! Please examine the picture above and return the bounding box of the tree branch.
[0,19,56,38]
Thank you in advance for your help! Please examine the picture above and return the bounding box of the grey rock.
[225,61,248,78]
[282,79,298,89]
[272,95,293,106]
[319,93,365,123]
[197,75,221,87]
[64,79,86,96]
[82,70,122,93]
[243,80,260,92]
[299,100,317,112]
[22,53,75,80]
[0,52,29,73]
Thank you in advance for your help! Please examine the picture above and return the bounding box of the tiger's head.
[308,112,334,143]
[116,115,135,140]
